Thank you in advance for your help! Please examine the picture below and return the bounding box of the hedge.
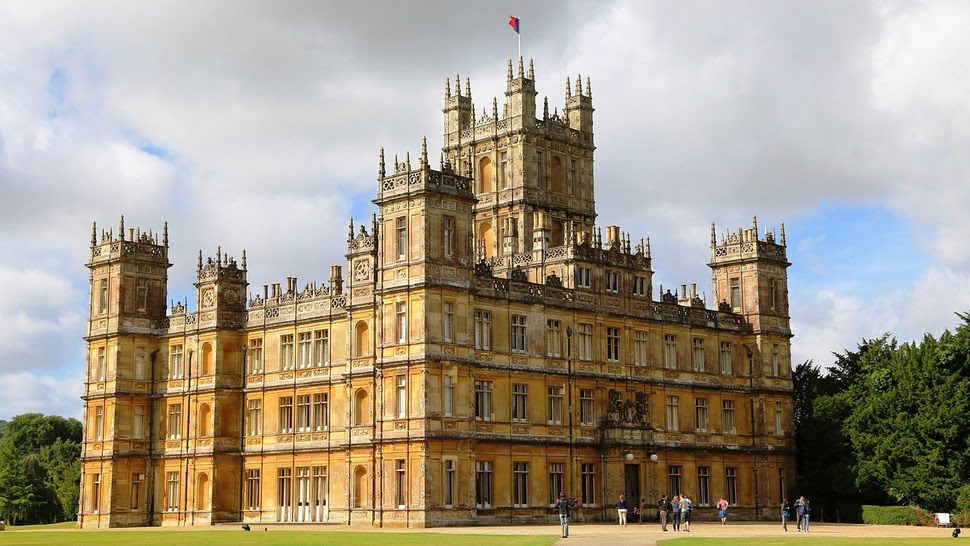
[861,505,933,526]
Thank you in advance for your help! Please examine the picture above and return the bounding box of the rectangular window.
[313,330,329,367]
[723,400,736,433]
[475,461,493,508]
[277,468,292,521]
[769,278,777,310]
[634,331,648,366]
[313,393,328,431]
[512,384,528,423]
[167,403,181,439]
[443,302,454,342]
[443,216,455,257]
[663,335,678,369]
[91,473,101,513]
[730,278,741,308]
[137,280,148,310]
[169,344,183,379]
[775,401,784,435]
[443,459,456,507]
[581,463,596,506]
[133,405,145,439]
[500,152,509,189]
[130,472,143,510]
[396,302,407,344]
[632,276,647,297]
[513,462,529,507]
[547,386,564,424]
[549,463,565,505]
[569,159,577,194]
[297,395,311,432]
[278,396,293,433]
[605,271,619,293]
[443,376,454,417]
[534,152,543,186]
[546,319,561,357]
[135,349,146,380]
[606,327,620,362]
[97,279,108,314]
[96,347,106,381]
[695,398,709,431]
[246,469,261,510]
[510,315,527,353]
[577,323,593,361]
[247,399,262,436]
[580,389,595,426]
[576,267,591,289]
[697,467,711,506]
[95,406,105,440]
[395,376,407,418]
[298,332,312,369]
[280,335,294,371]
[692,338,705,372]
[249,339,263,373]
[396,460,407,508]
[665,395,679,431]
[726,467,738,505]
[474,311,492,350]
[474,380,492,421]
[719,342,733,375]
[772,344,781,376]
[314,466,328,521]
[166,471,179,511]
[778,468,786,502]
[668,465,682,498]
[396,217,407,260]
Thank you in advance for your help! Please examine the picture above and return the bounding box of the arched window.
[550,156,563,192]
[479,222,495,259]
[353,466,367,508]
[198,403,211,437]
[197,473,209,511]
[355,321,369,356]
[478,157,493,194]
[201,342,213,375]
[354,389,369,426]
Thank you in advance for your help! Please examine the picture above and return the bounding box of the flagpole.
[518,32,521,61]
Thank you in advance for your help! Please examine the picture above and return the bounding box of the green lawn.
[1,522,75,530]
[658,538,955,546]
[0,530,557,546]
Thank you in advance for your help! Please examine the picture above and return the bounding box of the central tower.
[442,59,596,266]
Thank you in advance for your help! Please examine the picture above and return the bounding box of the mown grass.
[2,522,76,530]
[658,538,957,546]
[0,530,557,546]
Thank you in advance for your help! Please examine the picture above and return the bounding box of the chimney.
[330,265,343,295]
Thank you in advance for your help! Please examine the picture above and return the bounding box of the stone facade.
[79,59,795,529]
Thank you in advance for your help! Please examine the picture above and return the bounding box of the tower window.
[769,278,778,310]
[396,217,407,261]
[569,159,577,194]
[534,151,543,186]
[137,280,148,311]
[605,271,619,293]
[99,280,108,314]
[443,216,455,257]
[730,278,741,308]
[499,152,509,189]
[396,302,407,344]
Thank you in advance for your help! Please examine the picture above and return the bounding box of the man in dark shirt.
[555,492,576,538]
[658,494,670,531]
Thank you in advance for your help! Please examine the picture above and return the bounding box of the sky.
[1,0,969,420]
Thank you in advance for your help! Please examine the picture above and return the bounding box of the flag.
[509,16,520,34]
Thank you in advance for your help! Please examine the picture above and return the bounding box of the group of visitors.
[655,493,703,531]
[781,496,811,532]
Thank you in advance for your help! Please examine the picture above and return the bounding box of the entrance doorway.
[624,464,640,515]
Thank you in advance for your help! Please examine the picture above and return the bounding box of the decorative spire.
[566,76,571,98]
[439,151,444,169]
[528,58,534,79]
[394,154,399,171]
[711,222,716,246]
[543,97,549,119]
[406,151,411,171]
[379,147,386,179]
[647,237,651,257]
[197,249,203,270]
[119,215,125,241]
[217,245,222,266]
[163,221,168,247]
[348,218,354,243]
[576,74,583,95]
[586,76,591,98]
[492,97,498,120]
[465,77,470,98]
[518,56,524,77]
[507,59,513,82]
[420,137,428,166]
[455,74,461,96]
[752,214,758,235]
[241,249,247,269]
[445,77,451,98]
[780,222,787,246]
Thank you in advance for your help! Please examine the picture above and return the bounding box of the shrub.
[861,505,933,526]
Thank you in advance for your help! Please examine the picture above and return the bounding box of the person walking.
[671,494,681,531]
[801,499,811,533]
[658,494,670,531]
[616,495,628,526]
[679,493,692,532]
[780,498,791,532]
[794,496,806,531]
[717,495,729,524]
[555,492,575,539]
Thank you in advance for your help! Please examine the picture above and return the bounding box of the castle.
[79,59,795,528]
